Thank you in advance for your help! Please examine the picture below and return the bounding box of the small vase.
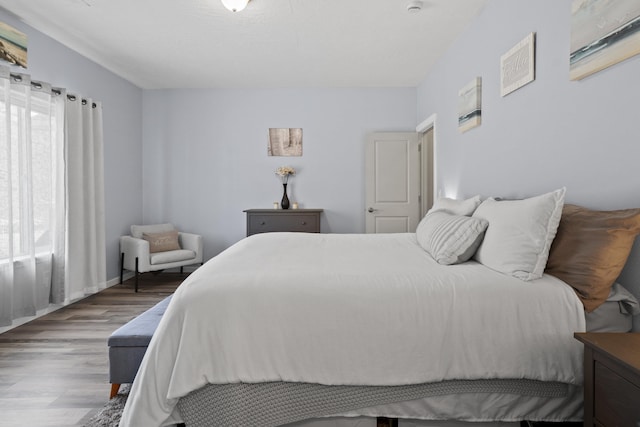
[281,183,290,210]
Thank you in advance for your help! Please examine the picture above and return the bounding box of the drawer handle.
[301,221,306,225]
[261,221,266,225]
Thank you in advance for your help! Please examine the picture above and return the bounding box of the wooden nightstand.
[244,209,323,237]
[574,332,640,426]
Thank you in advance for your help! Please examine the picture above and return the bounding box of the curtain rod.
[10,75,97,108]
[67,94,97,108]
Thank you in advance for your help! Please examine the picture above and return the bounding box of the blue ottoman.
[108,295,173,398]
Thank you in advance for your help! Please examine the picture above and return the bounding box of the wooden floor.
[0,273,184,427]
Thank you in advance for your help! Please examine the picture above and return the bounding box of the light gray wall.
[0,9,144,282]
[142,88,416,258]
[416,0,640,329]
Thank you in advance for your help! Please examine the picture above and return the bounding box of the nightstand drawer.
[249,213,318,234]
[244,209,323,236]
[594,362,640,426]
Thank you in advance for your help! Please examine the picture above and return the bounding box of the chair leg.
[180,266,184,274]
[110,383,121,399]
[119,252,124,284]
[135,257,139,293]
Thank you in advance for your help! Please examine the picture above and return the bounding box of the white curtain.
[0,67,65,326]
[0,65,105,327]
[64,94,106,301]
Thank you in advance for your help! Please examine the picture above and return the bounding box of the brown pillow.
[142,230,181,253]
[546,204,640,312]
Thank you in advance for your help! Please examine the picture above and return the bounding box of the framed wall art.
[458,77,482,133]
[0,21,27,68]
[500,32,536,96]
[268,128,302,156]
[570,0,640,80]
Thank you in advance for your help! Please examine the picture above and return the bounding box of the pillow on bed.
[428,195,482,216]
[143,230,181,253]
[416,211,489,265]
[472,187,565,281]
[545,204,640,312]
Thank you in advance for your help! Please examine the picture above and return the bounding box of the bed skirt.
[176,379,569,427]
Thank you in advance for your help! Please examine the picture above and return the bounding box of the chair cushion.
[108,296,173,347]
[131,223,175,239]
[150,249,196,265]
[143,230,181,253]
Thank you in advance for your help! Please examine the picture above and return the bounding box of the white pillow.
[416,211,489,265]
[472,188,566,281]
[429,195,482,216]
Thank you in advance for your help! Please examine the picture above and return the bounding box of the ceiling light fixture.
[407,0,423,13]
[221,0,249,12]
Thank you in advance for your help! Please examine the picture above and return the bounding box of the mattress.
[176,287,636,427]
[585,282,639,332]
[120,232,586,426]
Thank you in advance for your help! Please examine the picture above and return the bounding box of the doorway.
[365,132,420,233]
[416,114,437,218]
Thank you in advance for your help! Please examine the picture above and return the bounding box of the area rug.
[84,385,129,427]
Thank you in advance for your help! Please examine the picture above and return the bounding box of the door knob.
[368,207,376,213]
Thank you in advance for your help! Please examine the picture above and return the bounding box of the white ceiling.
[0,0,487,89]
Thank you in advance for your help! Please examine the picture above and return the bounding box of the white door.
[365,132,420,233]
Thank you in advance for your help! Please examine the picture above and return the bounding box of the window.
[0,81,59,261]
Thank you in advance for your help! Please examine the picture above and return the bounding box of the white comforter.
[120,232,585,426]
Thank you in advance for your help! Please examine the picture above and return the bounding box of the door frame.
[416,114,437,217]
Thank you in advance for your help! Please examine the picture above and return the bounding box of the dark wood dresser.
[574,332,640,426]
[244,209,323,236]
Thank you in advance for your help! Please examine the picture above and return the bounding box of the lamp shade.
[221,0,249,12]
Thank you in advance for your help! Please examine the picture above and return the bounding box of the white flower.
[275,166,296,183]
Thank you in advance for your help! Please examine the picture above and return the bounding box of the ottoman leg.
[110,383,121,399]
[135,257,139,293]
[120,252,124,284]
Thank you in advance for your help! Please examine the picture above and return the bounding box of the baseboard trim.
[1,272,137,335]
[108,272,134,287]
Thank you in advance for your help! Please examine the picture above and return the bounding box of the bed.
[119,189,640,427]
